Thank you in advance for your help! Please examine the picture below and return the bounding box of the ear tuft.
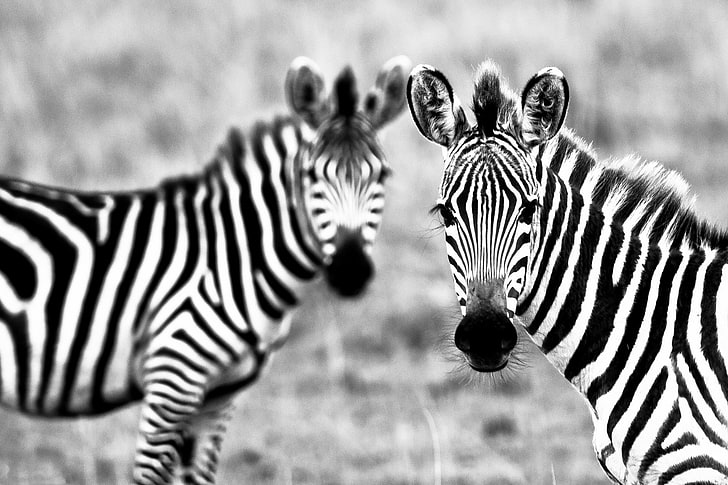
[285,56,330,128]
[364,55,411,129]
[521,67,569,147]
[472,60,503,137]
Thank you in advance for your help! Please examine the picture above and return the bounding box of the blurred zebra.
[0,55,410,485]
[407,60,728,484]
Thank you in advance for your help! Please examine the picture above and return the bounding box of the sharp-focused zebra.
[0,55,410,484]
[407,59,728,484]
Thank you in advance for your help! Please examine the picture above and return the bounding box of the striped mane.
[543,128,728,250]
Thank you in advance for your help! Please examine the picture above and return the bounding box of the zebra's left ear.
[363,55,412,129]
[520,67,569,147]
[286,56,331,128]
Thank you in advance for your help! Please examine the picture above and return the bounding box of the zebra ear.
[520,67,569,147]
[285,56,331,128]
[363,55,412,129]
[407,65,468,148]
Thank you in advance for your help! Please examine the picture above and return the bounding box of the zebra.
[0,55,410,484]
[407,59,728,484]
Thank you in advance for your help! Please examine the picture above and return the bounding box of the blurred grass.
[1,0,728,484]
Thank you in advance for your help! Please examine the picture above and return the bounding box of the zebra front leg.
[132,383,205,484]
[178,397,235,485]
[131,347,214,485]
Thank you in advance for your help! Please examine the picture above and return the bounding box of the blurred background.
[1,0,728,483]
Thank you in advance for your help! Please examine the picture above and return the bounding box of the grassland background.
[1,1,728,484]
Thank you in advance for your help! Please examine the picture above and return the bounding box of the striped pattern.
[519,130,728,484]
[436,129,538,317]
[408,60,728,484]
[0,55,409,484]
[0,118,322,418]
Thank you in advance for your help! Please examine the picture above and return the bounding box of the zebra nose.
[325,235,374,297]
[454,310,516,372]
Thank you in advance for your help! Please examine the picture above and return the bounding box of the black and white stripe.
[0,55,410,485]
[408,59,728,484]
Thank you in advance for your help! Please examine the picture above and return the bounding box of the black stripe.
[91,196,157,410]
[0,194,79,412]
[183,296,237,362]
[620,366,668,464]
[604,245,662,436]
[548,138,570,173]
[542,205,603,354]
[237,128,296,318]
[0,238,36,300]
[154,347,208,377]
[527,183,583,335]
[563,226,626,380]
[659,455,728,485]
[585,239,642,406]
[699,249,728,418]
[215,166,251,326]
[133,189,178,333]
[253,122,316,283]
[172,328,221,367]
[57,197,132,413]
[567,150,595,189]
[518,175,565,317]
[674,361,727,447]
[639,401,680,481]
[672,251,706,355]
[1,183,100,240]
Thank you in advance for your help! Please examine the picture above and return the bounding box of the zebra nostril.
[454,323,470,352]
[500,322,517,352]
[500,338,513,351]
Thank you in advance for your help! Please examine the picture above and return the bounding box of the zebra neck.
[516,146,725,401]
[200,120,324,323]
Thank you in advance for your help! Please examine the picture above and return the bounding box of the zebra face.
[286,56,411,297]
[408,60,569,372]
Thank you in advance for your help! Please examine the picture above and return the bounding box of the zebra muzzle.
[324,235,374,297]
[454,310,517,372]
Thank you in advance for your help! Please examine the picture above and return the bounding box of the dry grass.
[1,1,728,483]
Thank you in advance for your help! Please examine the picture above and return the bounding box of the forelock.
[472,60,518,137]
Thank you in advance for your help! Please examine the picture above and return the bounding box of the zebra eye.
[518,200,537,225]
[377,165,392,184]
[436,204,455,228]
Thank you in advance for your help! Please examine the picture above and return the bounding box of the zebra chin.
[323,236,374,297]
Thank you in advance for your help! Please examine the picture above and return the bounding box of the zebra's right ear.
[407,65,468,148]
[285,56,331,128]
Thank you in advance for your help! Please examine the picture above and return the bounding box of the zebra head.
[286,56,411,297]
[407,61,569,372]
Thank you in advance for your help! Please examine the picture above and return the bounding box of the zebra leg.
[178,397,235,485]
[131,375,208,484]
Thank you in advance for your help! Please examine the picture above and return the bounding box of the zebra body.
[408,60,728,483]
[0,55,410,484]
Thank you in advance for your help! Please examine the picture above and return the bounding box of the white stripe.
[0,320,18,407]
[106,199,166,399]
[0,189,98,412]
[71,198,141,410]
